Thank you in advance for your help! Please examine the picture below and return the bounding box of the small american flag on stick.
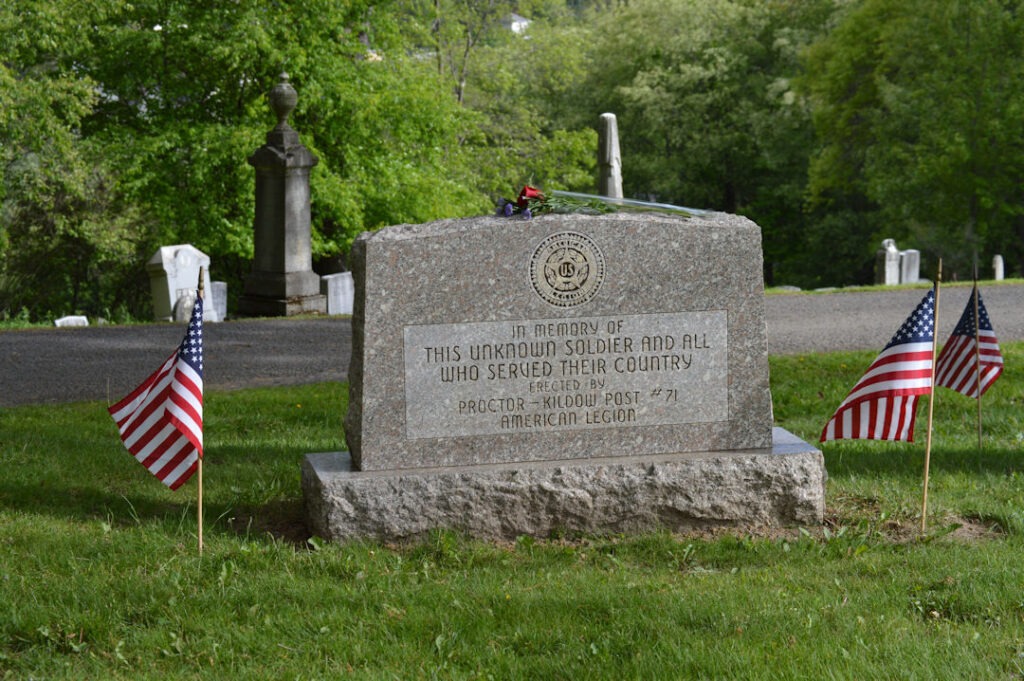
[820,290,935,443]
[109,296,204,490]
[935,286,1003,398]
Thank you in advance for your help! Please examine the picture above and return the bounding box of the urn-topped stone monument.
[304,210,825,542]
[238,74,326,317]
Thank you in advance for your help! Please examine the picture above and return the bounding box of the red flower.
[517,185,544,209]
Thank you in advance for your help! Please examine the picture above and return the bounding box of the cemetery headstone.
[304,211,825,542]
[993,254,1005,281]
[146,245,220,322]
[238,74,326,317]
[321,272,355,316]
[54,315,89,327]
[899,248,920,284]
[598,113,623,199]
[173,291,197,323]
[211,281,228,322]
[875,238,900,285]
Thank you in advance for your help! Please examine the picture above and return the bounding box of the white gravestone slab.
[993,254,1005,281]
[880,239,900,285]
[54,315,89,327]
[211,281,228,321]
[146,245,220,322]
[899,249,920,284]
[321,272,354,315]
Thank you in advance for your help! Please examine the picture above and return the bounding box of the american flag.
[935,287,1003,398]
[821,290,935,442]
[109,297,204,490]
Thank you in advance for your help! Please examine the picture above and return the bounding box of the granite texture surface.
[346,212,773,471]
[303,428,825,542]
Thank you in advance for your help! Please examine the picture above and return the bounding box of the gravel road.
[2,284,1021,407]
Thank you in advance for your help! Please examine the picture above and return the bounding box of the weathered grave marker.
[239,74,326,316]
[304,211,825,542]
[993,254,1005,281]
[146,245,220,322]
[875,238,900,285]
[54,315,89,327]
[900,249,920,284]
[320,271,354,316]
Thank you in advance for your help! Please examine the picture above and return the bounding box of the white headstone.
[146,245,220,322]
[993,254,1004,281]
[880,239,900,285]
[321,272,354,315]
[173,291,197,323]
[54,315,88,327]
[899,249,920,284]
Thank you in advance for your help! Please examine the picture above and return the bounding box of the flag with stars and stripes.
[935,287,1003,398]
[109,296,204,490]
[821,290,935,443]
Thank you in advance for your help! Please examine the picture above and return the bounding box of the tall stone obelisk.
[597,112,623,199]
[239,73,326,317]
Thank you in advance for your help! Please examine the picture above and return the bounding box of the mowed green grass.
[1,344,1023,679]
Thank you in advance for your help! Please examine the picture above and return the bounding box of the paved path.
[2,284,1021,407]
[764,284,1023,355]
[1,318,351,408]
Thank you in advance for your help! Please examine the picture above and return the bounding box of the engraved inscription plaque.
[405,311,728,439]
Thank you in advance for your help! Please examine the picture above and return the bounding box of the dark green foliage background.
[3,0,1022,320]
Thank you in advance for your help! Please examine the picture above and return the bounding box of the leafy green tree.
[571,0,834,284]
[397,0,598,200]
[801,0,1024,282]
[2,0,492,319]
[0,0,146,319]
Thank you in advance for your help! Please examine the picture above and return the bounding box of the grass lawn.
[1,343,1023,679]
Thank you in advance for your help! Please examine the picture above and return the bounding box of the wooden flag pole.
[972,270,983,453]
[921,259,941,536]
[197,268,205,556]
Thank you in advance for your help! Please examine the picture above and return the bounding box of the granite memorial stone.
[304,211,825,542]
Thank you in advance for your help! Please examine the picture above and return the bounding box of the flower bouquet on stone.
[496,186,615,220]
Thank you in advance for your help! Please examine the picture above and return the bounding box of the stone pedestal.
[238,74,326,317]
[304,428,824,542]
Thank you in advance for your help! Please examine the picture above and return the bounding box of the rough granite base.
[302,427,825,543]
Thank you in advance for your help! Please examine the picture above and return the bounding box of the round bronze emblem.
[529,231,605,307]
